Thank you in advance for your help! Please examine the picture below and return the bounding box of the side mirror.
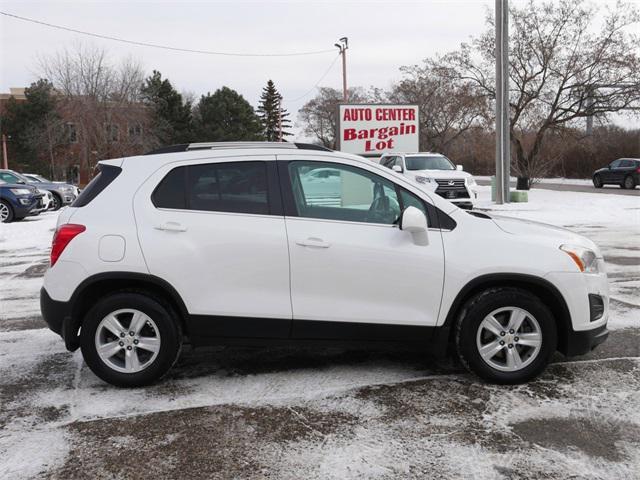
[399,206,429,246]
[392,165,403,173]
[608,165,612,169]
[456,165,464,171]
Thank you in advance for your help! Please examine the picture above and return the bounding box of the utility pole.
[335,37,348,103]
[1,134,8,169]
[495,0,510,204]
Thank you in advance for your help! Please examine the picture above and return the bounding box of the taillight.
[51,224,86,266]
[636,167,640,173]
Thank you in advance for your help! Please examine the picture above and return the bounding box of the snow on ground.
[0,188,639,479]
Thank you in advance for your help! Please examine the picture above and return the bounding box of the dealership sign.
[338,104,419,155]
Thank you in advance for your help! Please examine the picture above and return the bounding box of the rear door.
[133,155,292,337]
[279,155,445,339]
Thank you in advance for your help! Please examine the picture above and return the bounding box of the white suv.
[41,142,609,387]
[379,152,478,209]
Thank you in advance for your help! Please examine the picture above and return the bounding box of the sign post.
[337,104,419,156]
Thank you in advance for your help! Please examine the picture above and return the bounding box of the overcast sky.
[1,0,639,134]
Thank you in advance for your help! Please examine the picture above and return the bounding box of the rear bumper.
[563,324,609,356]
[40,287,79,351]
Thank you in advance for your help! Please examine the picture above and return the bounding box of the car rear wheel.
[623,175,636,190]
[80,292,182,387]
[455,288,557,384]
[592,175,603,188]
[0,200,14,223]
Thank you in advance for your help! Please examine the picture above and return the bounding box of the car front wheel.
[0,200,14,223]
[592,175,603,188]
[51,193,62,210]
[80,292,182,387]
[455,288,557,384]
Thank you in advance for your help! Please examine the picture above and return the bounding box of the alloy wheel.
[94,309,161,374]
[475,306,542,372]
[0,202,9,222]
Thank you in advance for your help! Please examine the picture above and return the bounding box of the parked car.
[592,158,640,189]
[0,170,76,210]
[41,142,609,387]
[378,153,478,209]
[0,179,43,223]
[22,173,81,198]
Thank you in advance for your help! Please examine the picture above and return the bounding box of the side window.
[288,161,401,225]
[152,161,269,215]
[152,166,187,209]
[0,172,22,184]
[394,157,404,170]
[620,160,632,168]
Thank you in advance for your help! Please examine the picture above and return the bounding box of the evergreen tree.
[141,71,193,144]
[257,80,291,141]
[193,87,264,141]
[1,79,63,174]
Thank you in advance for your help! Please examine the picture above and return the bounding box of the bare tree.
[390,60,490,153]
[297,87,369,148]
[441,0,640,182]
[39,44,153,179]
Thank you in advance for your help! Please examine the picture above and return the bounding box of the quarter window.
[288,161,401,225]
[152,161,270,215]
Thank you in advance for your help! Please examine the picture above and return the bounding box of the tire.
[80,292,183,387]
[51,193,62,211]
[0,200,14,223]
[592,175,603,188]
[455,288,557,384]
[623,175,636,190]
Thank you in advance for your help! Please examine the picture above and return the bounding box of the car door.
[279,156,446,340]
[133,156,292,337]
[606,159,623,183]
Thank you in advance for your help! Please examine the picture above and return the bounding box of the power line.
[289,54,341,103]
[0,11,336,57]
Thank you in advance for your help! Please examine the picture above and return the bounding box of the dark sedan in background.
[593,158,640,190]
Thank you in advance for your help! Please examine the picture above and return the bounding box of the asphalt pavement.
[476,179,640,196]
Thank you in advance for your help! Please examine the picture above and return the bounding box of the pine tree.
[141,71,194,144]
[193,87,264,141]
[257,80,291,141]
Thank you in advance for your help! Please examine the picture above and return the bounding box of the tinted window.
[405,155,455,171]
[73,164,122,208]
[152,166,187,209]
[152,161,269,215]
[289,161,401,225]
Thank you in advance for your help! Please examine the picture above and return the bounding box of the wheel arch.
[443,273,572,355]
[65,272,189,350]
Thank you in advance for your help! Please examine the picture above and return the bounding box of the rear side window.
[72,164,122,207]
[152,161,270,215]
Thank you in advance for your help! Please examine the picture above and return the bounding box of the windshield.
[405,155,455,171]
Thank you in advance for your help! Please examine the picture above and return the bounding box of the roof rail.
[144,141,332,155]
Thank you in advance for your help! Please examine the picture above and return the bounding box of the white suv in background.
[41,142,608,387]
[379,152,478,209]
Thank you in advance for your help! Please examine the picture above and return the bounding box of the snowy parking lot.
[1,185,639,479]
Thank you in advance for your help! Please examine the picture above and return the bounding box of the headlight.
[466,177,477,186]
[10,188,31,195]
[560,245,599,273]
[415,176,433,184]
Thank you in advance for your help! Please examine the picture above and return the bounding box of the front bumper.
[40,287,79,351]
[563,324,609,357]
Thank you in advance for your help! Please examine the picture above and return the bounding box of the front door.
[133,156,292,337]
[281,158,445,340]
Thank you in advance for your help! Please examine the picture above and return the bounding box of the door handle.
[155,222,187,232]
[296,237,330,248]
